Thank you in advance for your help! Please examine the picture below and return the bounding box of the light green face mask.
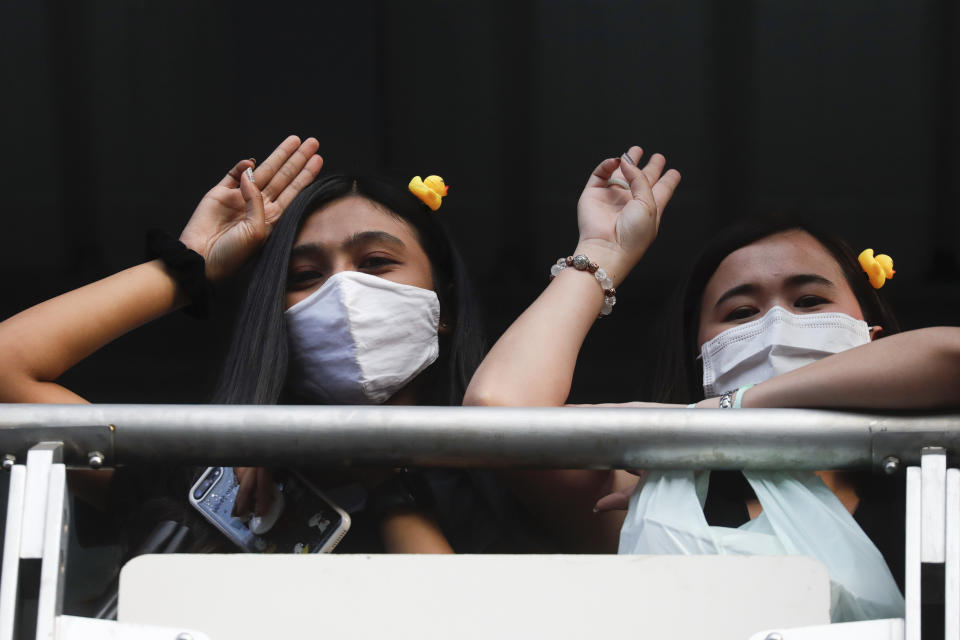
[699,306,869,397]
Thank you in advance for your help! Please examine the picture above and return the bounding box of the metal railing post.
[0,463,26,640]
[945,468,959,639]
[906,447,957,640]
[0,442,68,640]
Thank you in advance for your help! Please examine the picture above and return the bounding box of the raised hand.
[575,146,681,285]
[179,135,323,282]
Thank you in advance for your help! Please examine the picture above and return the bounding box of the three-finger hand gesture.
[576,146,681,285]
[232,466,275,518]
[179,135,324,282]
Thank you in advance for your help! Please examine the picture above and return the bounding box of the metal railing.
[0,404,958,470]
[2,403,960,640]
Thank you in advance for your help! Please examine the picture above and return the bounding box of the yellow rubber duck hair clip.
[409,175,449,211]
[858,248,895,289]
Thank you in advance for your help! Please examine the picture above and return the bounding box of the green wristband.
[733,384,754,409]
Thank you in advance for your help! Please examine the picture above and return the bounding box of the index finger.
[252,135,302,187]
[261,137,321,202]
[270,152,325,216]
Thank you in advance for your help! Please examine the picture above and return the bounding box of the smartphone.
[189,467,350,553]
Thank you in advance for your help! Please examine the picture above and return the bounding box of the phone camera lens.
[193,471,219,500]
[193,481,210,500]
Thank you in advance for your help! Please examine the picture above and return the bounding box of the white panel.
[922,449,947,563]
[748,617,904,639]
[120,554,830,640]
[906,467,922,640]
[0,465,27,640]
[57,615,211,640]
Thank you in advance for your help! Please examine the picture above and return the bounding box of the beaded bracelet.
[549,254,617,316]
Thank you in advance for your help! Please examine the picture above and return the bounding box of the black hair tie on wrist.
[366,469,434,522]
[146,230,213,319]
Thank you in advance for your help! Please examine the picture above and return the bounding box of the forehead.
[703,230,847,299]
[295,195,420,246]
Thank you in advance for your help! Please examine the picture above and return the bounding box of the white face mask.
[285,270,441,404]
[700,306,870,397]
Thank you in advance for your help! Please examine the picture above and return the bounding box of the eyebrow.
[713,273,836,308]
[344,231,406,250]
[784,273,835,289]
[290,231,407,258]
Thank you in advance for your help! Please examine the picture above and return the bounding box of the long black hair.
[213,174,485,406]
[652,217,900,403]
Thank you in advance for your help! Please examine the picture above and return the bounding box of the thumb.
[593,491,631,513]
[239,167,266,232]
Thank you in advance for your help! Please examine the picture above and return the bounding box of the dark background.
[2,0,959,404]
[0,0,958,616]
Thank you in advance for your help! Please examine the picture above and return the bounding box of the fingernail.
[592,506,599,513]
[245,167,255,184]
[249,157,256,164]
[621,152,636,166]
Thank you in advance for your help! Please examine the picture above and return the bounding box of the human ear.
[439,318,453,335]
[869,325,884,341]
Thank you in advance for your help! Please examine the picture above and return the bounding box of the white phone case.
[189,467,350,553]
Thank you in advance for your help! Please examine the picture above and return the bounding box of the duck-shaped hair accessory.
[858,248,895,289]
[409,175,449,211]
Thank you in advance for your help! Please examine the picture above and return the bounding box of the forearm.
[465,271,600,406]
[739,327,960,409]
[380,510,455,553]
[0,260,187,402]
[465,241,631,407]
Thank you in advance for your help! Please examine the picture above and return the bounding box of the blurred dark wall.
[1,0,958,404]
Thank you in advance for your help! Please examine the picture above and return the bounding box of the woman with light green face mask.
[464,145,960,620]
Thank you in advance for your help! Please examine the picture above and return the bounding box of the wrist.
[146,230,213,319]
[737,382,766,408]
[149,259,192,310]
[573,240,634,287]
[550,253,618,317]
[366,469,429,523]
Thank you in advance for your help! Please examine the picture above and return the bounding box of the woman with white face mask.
[465,146,960,619]
[218,170,497,553]
[0,135,503,555]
